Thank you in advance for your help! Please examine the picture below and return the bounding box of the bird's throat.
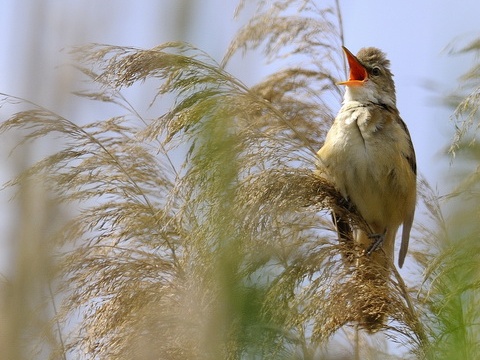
[343,85,395,108]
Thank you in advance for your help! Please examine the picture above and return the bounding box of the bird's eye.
[371,67,381,76]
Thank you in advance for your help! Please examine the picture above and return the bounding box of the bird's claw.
[366,231,386,255]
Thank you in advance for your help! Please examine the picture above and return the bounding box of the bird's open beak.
[337,46,368,87]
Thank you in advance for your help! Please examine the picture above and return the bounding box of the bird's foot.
[366,230,386,255]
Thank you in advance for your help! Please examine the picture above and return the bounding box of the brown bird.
[316,46,416,329]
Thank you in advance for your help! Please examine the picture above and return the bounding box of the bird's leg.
[366,229,387,255]
[332,212,354,264]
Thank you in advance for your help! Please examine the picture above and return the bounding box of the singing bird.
[317,46,416,323]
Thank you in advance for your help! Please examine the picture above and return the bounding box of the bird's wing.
[396,115,416,268]
[396,115,417,175]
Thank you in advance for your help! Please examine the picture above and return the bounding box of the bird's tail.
[354,229,395,332]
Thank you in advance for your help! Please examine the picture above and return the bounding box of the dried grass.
[1,1,480,359]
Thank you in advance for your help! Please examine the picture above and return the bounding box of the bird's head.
[338,46,396,108]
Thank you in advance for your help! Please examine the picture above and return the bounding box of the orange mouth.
[337,46,368,86]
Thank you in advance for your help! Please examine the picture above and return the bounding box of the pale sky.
[2,0,478,186]
[0,0,478,268]
[342,0,480,189]
[0,2,479,354]
[0,0,478,269]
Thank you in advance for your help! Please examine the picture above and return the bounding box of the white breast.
[317,101,414,230]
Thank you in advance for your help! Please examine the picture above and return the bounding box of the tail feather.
[398,210,414,268]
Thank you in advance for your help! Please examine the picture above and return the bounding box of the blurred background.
[0,0,479,358]
[2,0,478,277]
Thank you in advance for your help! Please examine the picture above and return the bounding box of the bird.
[316,46,417,329]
